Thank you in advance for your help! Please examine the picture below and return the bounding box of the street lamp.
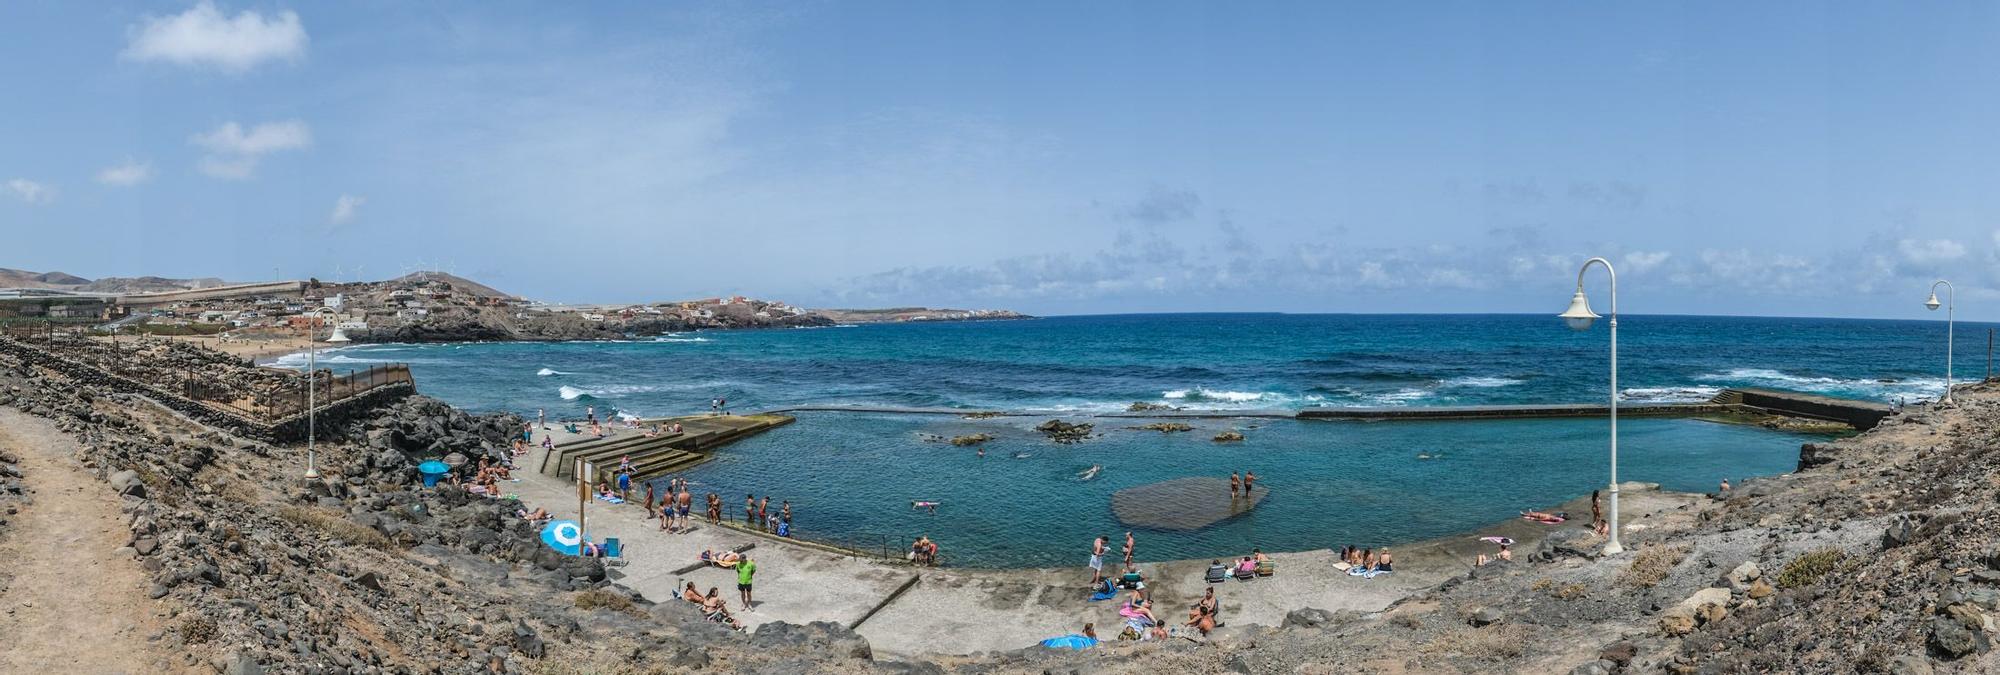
[1558,257,1622,555]
[303,322,352,480]
[1925,280,1955,404]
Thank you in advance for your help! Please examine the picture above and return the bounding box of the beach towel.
[1040,635,1097,650]
[1363,568,1392,579]
[1347,566,1369,577]
[1478,536,1516,545]
[1522,515,1564,524]
[1332,562,1352,571]
[1089,587,1120,602]
[596,495,625,504]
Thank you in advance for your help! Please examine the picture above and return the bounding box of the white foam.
[537,368,569,377]
[1695,369,1947,401]
[1160,388,1273,403]
[1365,389,1433,406]
[1442,376,1525,388]
[558,385,589,400]
[1618,386,1723,403]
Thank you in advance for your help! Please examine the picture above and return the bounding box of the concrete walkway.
[510,420,1700,657]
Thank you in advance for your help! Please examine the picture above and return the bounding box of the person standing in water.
[1243,470,1258,494]
[1229,472,1241,498]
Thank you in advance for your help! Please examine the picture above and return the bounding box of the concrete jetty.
[538,413,792,482]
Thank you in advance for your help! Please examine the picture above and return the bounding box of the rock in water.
[1110,477,1267,531]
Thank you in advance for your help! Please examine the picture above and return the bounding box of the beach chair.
[1256,561,1274,577]
[603,537,622,557]
[1204,564,1229,583]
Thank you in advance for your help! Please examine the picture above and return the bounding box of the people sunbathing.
[681,582,703,604]
[701,549,742,567]
[701,587,743,630]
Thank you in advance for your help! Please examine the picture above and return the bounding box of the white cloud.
[5,179,54,204]
[122,1,306,73]
[1623,251,1672,273]
[190,120,311,179]
[328,194,364,224]
[1896,238,1965,264]
[96,159,154,186]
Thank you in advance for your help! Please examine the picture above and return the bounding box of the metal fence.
[629,498,947,567]
[259,364,414,419]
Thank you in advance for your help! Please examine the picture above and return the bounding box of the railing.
[259,364,415,420]
[631,499,947,567]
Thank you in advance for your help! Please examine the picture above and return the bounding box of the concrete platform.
[509,423,1700,657]
[1111,477,1268,531]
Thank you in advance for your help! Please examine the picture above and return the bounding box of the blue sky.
[4,2,2000,319]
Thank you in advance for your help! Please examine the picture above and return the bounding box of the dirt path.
[0,408,191,674]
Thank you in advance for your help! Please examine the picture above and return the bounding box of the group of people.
[1227,470,1260,498]
[680,581,746,630]
[908,535,940,566]
[741,493,793,536]
[1339,545,1392,577]
[649,476,701,532]
[1086,533,1140,587]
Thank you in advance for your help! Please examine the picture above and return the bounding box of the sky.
[4,2,2000,319]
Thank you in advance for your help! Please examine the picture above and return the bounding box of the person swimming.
[1078,465,1102,480]
[912,500,941,514]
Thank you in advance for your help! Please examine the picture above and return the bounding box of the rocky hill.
[0,268,229,293]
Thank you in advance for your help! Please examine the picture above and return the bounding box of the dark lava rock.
[1600,641,1637,666]
[1282,607,1335,629]
[1468,607,1504,627]
[750,621,873,660]
[1928,616,1988,659]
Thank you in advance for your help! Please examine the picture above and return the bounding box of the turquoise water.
[280,313,1957,566]
[668,412,1810,568]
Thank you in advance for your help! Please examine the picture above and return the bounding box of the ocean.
[286,313,1979,566]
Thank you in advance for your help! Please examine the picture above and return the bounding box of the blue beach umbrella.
[1039,635,1097,650]
[417,460,450,487]
[540,520,583,555]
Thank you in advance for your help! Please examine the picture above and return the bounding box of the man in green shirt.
[736,555,757,611]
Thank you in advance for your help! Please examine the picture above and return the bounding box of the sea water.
[288,313,1975,566]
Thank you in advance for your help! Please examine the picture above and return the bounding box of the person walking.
[736,554,757,611]
[1229,472,1241,499]
[537,407,547,430]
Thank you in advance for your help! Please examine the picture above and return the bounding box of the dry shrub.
[1618,543,1690,588]
[573,589,636,613]
[1776,548,1846,589]
[1420,624,1530,660]
[525,640,673,675]
[278,505,391,550]
[1550,583,1588,600]
[178,616,218,645]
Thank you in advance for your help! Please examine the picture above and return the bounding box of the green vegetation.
[1776,548,1847,589]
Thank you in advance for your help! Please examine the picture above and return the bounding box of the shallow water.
[661,411,1817,568]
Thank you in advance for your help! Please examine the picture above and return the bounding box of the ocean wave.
[1364,389,1433,406]
[1162,388,1275,403]
[272,350,432,368]
[558,380,737,401]
[537,368,570,376]
[1695,369,1946,401]
[1618,386,1723,403]
[652,337,711,343]
[1441,376,1525,388]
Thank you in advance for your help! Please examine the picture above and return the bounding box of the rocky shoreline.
[4,330,1998,673]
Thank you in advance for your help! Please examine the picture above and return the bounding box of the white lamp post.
[304,323,352,479]
[1558,257,1622,555]
[1925,280,1955,404]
